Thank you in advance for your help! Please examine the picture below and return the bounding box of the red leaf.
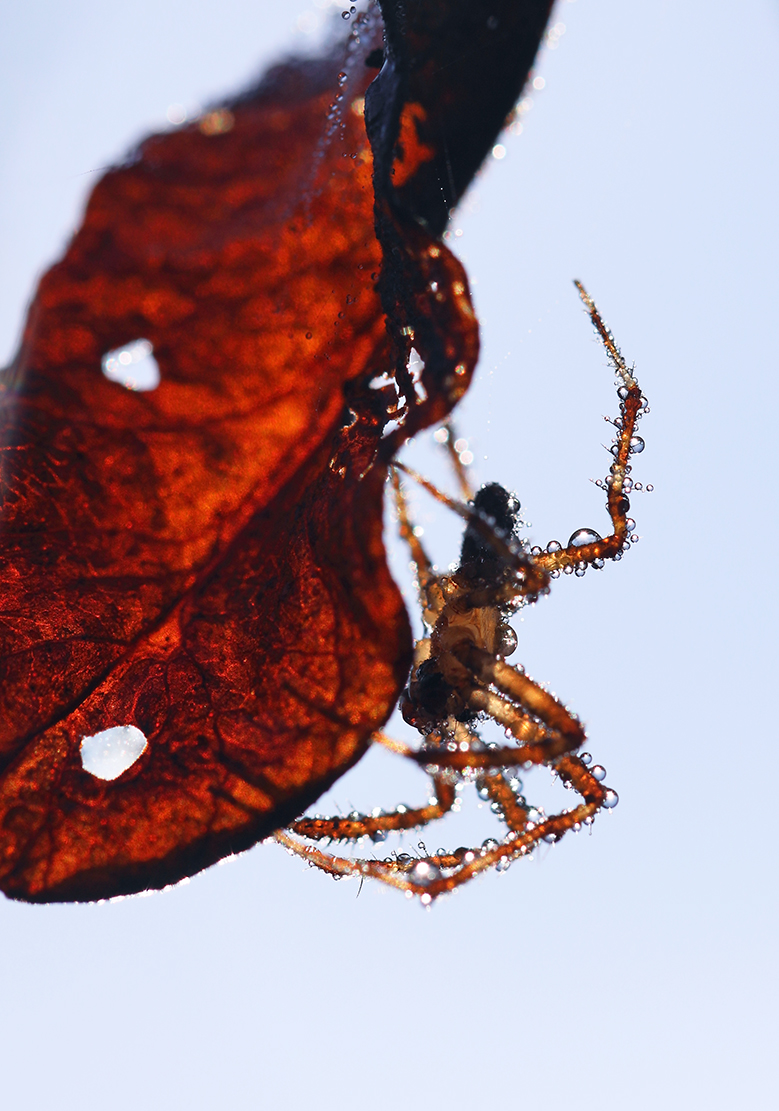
[0,1,553,901]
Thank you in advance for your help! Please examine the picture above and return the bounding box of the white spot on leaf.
[80,725,148,781]
[102,339,160,391]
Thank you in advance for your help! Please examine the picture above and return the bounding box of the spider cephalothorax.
[276,283,646,901]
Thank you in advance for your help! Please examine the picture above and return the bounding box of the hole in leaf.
[101,339,160,391]
[79,726,148,781]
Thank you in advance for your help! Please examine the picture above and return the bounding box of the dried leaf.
[0,0,553,901]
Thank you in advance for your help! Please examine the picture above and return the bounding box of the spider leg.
[276,750,611,903]
[390,467,436,593]
[285,774,457,843]
[390,467,452,637]
[277,707,614,901]
[535,282,647,576]
[395,461,549,600]
[437,421,475,502]
[280,731,454,844]
[466,645,583,755]
[475,770,530,832]
[533,383,643,574]
[575,280,636,388]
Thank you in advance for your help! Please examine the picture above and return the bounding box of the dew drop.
[102,339,160,391]
[580,752,592,765]
[496,623,518,657]
[410,860,441,884]
[167,103,188,125]
[591,765,607,782]
[80,725,148,781]
[568,527,601,548]
[481,838,499,854]
[602,789,619,809]
[629,436,645,454]
[454,846,477,864]
[546,540,562,553]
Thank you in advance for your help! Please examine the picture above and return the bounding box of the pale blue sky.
[1,2,777,1108]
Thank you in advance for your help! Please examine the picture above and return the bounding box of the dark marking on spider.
[275,282,647,903]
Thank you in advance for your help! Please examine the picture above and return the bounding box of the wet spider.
[275,282,647,902]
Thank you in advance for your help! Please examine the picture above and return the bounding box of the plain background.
[1,1,777,1108]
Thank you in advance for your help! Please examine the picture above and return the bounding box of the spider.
[275,282,647,902]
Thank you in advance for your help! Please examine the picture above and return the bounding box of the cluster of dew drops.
[309,5,370,182]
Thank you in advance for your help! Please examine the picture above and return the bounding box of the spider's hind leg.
[281,731,457,845]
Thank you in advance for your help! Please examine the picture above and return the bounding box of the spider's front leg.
[534,281,648,578]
